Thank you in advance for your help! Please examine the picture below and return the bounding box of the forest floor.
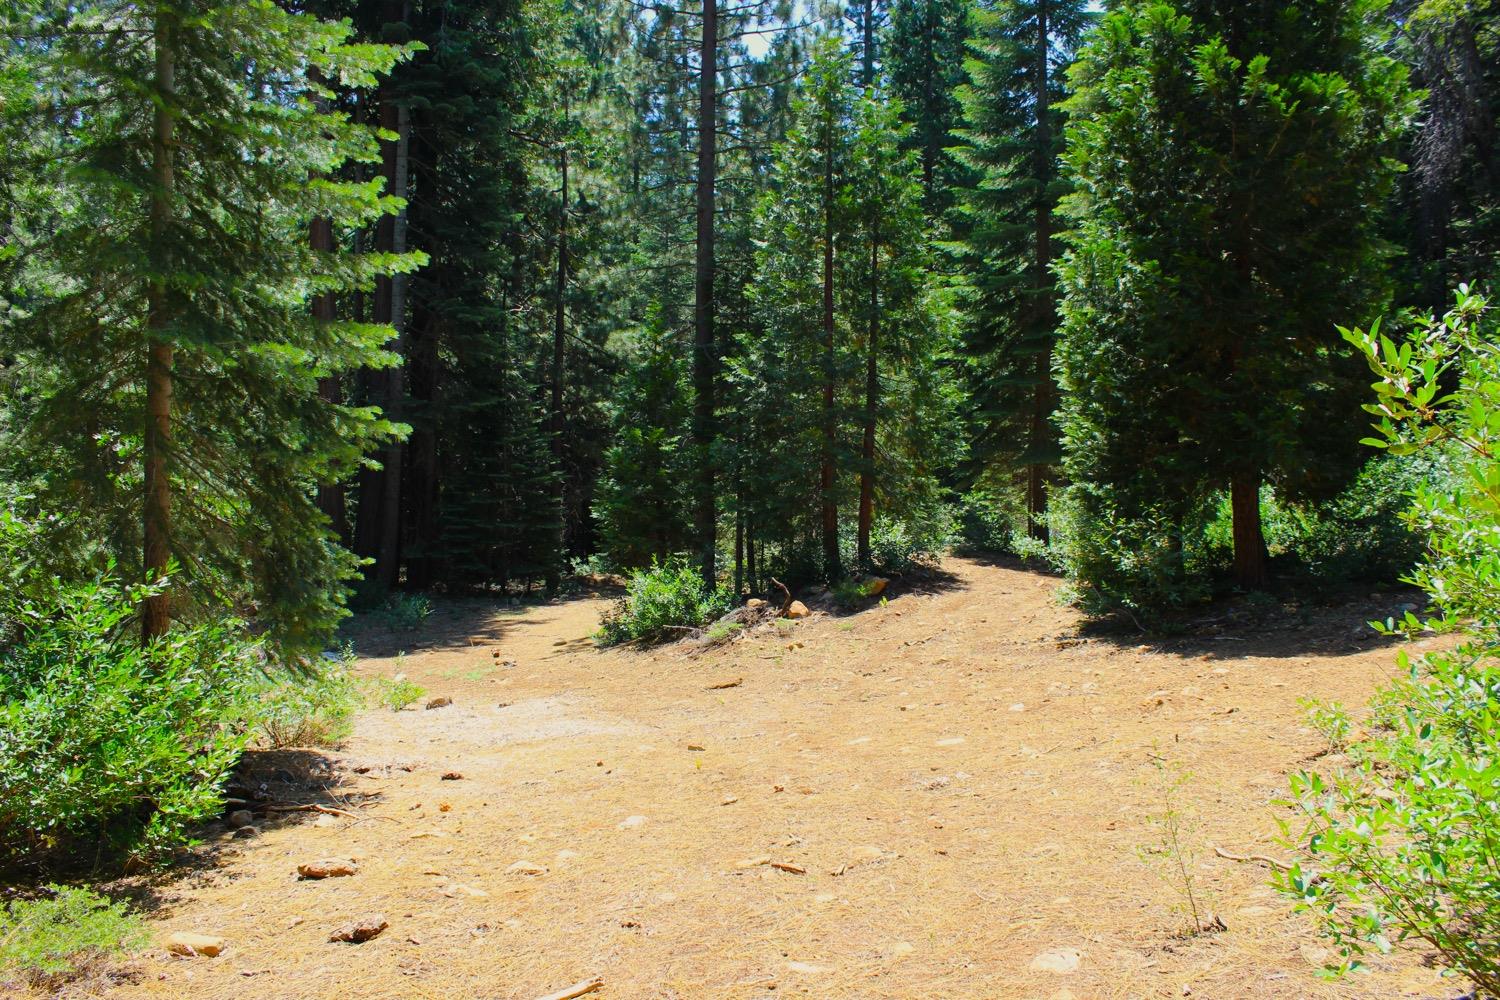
[97,556,1467,1000]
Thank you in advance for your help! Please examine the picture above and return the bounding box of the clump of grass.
[243,648,363,749]
[0,886,147,989]
[704,620,744,643]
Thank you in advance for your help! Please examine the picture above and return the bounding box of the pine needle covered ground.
[97,558,1453,999]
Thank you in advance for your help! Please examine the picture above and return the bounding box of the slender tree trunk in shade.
[745,515,757,595]
[142,6,176,644]
[1231,474,1269,588]
[374,95,411,591]
[857,232,878,568]
[860,0,875,88]
[734,492,744,597]
[1027,0,1053,544]
[547,122,569,597]
[693,0,719,590]
[820,108,841,582]
[405,304,440,590]
[311,214,348,543]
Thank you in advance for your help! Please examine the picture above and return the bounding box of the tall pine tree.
[0,0,417,656]
[951,0,1090,540]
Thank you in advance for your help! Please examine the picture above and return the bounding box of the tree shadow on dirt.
[105,747,379,919]
[342,591,610,658]
[1071,586,1427,661]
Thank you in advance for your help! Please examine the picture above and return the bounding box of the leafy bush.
[596,558,735,646]
[955,489,1024,553]
[369,593,433,631]
[0,886,147,988]
[1049,485,1215,616]
[865,508,952,574]
[0,554,256,871]
[240,652,362,749]
[1277,287,1500,994]
[371,674,425,712]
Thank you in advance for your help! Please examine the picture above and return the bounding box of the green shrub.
[0,560,256,871]
[0,886,147,988]
[1277,287,1500,994]
[955,489,1024,553]
[240,652,362,749]
[369,593,433,631]
[1049,485,1215,616]
[371,673,425,712]
[865,509,951,574]
[596,558,735,646]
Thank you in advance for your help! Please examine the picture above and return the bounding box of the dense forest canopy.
[0,0,1495,645]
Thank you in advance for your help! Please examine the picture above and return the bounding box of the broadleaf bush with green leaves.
[0,510,264,872]
[1276,286,1500,995]
[596,558,735,646]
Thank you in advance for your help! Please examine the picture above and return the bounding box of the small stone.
[787,961,829,974]
[297,859,358,880]
[506,860,547,875]
[785,601,811,619]
[746,598,766,609]
[329,915,388,943]
[441,771,463,781]
[617,814,647,830]
[440,883,490,898]
[720,795,739,806]
[425,696,452,710]
[935,737,965,747]
[227,809,254,828]
[167,932,226,957]
[1029,948,1082,974]
[865,577,889,595]
[231,825,259,839]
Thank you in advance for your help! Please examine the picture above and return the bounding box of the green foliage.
[1298,697,1353,755]
[0,886,147,988]
[1278,288,1500,994]
[241,659,362,750]
[372,674,426,713]
[595,314,693,569]
[1055,0,1415,604]
[1139,754,1214,936]
[950,0,1091,498]
[365,593,434,632]
[0,553,255,871]
[728,42,961,586]
[0,1,419,662]
[596,558,735,646]
[955,488,1025,553]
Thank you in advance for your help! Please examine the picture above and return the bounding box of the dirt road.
[111,557,1453,999]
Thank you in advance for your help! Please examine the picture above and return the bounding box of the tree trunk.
[1027,0,1053,544]
[693,0,719,590]
[547,122,569,597]
[143,6,177,644]
[311,214,348,543]
[860,0,875,88]
[374,94,411,591]
[857,230,878,568]
[821,105,842,582]
[745,514,757,595]
[1231,474,1269,588]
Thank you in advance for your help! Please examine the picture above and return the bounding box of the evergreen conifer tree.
[0,0,418,657]
[950,0,1090,540]
[1055,0,1413,600]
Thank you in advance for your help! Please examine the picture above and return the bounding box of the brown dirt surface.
[98,557,1465,999]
